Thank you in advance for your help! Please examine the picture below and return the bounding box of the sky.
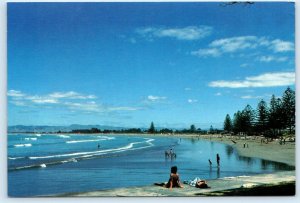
[7,2,295,129]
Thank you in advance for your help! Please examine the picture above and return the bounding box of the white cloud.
[63,102,141,113]
[191,48,221,57]
[8,90,140,113]
[210,36,258,53]
[187,99,198,103]
[7,90,25,97]
[209,72,295,88]
[241,95,263,99]
[256,55,288,63]
[270,39,294,52]
[147,95,167,102]
[136,26,212,40]
[107,106,141,111]
[191,36,294,58]
[22,95,60,104]
[63,101,101,112]
[32,99,59,104]
[240,63,250,68]
[10,101,26,106]
[49,91,96,99]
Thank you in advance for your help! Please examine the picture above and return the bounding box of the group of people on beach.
[159,153,222,190]
[165,148,176,159]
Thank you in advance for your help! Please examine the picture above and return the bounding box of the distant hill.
[8,124,210,133]
[8,124,127,133]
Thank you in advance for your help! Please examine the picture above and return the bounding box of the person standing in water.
[216,153,220,167]
[208,159,212,166]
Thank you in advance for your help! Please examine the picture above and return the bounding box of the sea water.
[7,134,294,197]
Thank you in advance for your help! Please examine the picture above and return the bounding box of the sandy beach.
[56,134,295,197]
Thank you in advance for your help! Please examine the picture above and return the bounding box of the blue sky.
[7,2,295,129]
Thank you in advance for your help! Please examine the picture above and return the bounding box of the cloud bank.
[209,72,295,88]
[136,26,212,41]
[192,36,294,57]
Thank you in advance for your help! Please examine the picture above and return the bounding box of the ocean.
[7,133,294,197]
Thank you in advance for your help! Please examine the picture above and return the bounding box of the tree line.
[59,122,212,135]
[223,87,295,137]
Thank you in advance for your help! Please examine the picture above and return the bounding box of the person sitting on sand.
[165,166,184,190]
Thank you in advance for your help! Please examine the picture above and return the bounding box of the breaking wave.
[66,136,115,144]
[9,138,155,171]
[14,144,32,148]
[25,138,37,141]
[8,157,25,160]
[57,135,70,139]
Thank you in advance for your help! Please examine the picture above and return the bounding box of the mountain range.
[8,124,128,133]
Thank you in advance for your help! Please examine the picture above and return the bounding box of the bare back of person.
[165,173,181,188]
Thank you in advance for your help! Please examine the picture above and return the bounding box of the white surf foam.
[237,175,251,178]
[35,134,41,137]
[66,139,106,144]
[40,164,47,168]
[97,136,115,140]
[8,156,25,160]
[25,138,37,141]
[29,138,155,161]
[71,158,77,162]
[222,175,251,180]
[14,144,32,148]
[222,176,236,180]
[57,135,70,138]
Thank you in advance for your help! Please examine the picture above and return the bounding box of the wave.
[10,138,155,171]
[8,157,25,160]
[29,142,135,159]
[222,175,251,180]
[66,139,105,144]
[40,164,47,168]
[57,135,70,139]
[222,176,236,180]
[97,136,115,140]
[29,138,154,160]
[66,136,115,144]
[237,175,251,178]
[25,138,37,141]
[14,144,32,148]
[35,134,41,137]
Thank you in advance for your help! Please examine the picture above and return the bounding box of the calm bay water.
[8,133,294,197]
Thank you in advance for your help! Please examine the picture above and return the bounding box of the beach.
[57,134,295,197]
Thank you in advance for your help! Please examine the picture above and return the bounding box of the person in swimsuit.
[208,159,212,166]
[216,153,220,167]
[165,166,183,190]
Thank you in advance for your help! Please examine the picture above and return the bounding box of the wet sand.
[53,134,295,197]
[198,134,295,166]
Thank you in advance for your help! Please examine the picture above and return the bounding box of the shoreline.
[39,133,295,197]
[54,171,295,197]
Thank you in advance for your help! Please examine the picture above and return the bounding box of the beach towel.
[183,177,210,188]
[184,177,202,187]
